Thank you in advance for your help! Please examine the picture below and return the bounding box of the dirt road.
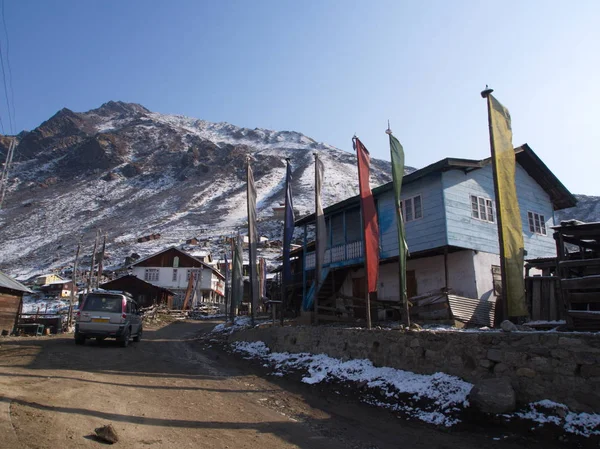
[0,321,568,449]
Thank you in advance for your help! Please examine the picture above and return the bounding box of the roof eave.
[515,144,577,210]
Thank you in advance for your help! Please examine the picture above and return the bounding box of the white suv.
[75,291,143,347]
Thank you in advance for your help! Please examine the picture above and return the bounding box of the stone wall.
[229,326,600,413]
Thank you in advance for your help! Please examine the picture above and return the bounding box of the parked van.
[75,291,142,347]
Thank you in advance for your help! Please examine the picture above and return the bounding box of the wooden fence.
[525,276,564,321]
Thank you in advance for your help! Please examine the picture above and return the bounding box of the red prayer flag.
[353,137,380,294]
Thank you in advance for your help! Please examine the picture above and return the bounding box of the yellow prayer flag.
[487,94,527,317]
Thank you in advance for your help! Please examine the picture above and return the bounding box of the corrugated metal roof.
[0,271,33,293]
[448,295,496,327]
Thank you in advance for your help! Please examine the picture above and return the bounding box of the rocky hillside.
[555,194,600,224]
[0,102,403,279]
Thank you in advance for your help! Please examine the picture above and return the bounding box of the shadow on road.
[0,321,223,378]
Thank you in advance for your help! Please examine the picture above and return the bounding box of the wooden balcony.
[305,241,364,270]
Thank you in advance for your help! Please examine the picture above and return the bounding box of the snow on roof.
[36,273,64,280]
[189,250,210,257]
[0,271,33,293]
[46,280,72,285]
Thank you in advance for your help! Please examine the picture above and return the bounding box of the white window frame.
[400,194,423,223]
[470,195,494,223]
[144,268,159,282]
[527,211,547,235]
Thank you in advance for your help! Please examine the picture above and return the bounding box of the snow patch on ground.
[212,316,255,334]
[21,298,73,315]
[230,340,600,436]
[507,400,600,438]
[230,340,471,427]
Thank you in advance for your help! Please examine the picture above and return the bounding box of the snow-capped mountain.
[0,101,402,279]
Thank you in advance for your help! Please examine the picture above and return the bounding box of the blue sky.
[2,0,599,195]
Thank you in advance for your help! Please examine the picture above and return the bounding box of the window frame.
[144,268,159,282]
[400,194,423,223]
[527,211,547,236]
[470,195,495,223]
[187,268,200,281]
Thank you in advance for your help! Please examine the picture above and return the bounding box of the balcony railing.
[305,241,363,270]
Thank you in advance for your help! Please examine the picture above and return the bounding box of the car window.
[126,301,132,314]
[82,295,122,313]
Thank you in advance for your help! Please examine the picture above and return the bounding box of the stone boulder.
[468,378,516,414]
[94,424,119,444]
[500,320,518,332]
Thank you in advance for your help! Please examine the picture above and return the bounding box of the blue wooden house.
[293,144,576,324]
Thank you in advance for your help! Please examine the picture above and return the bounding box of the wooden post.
[86,231,99,295]
[224,250,229,322]
[67,239,81,328]
[279,267,285,326]
[554,229,569,325]
[444,247,449,291]
[302,223,307,316]
[361,214,372,330]
[314,154,320,325]
[96,233,106,289]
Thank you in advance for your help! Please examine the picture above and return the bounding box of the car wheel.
[120,328,131,348]
[133,326,142,342]
[75,333,85,345]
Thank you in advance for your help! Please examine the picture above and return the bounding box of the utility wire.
[0,40,12,134]
[1,0,15,133]
[0,0,16,209]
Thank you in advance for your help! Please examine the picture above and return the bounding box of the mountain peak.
[92,101,150,117]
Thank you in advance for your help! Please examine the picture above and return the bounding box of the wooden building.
[0,271,32,334]
[294,144,576,325]
[40,280,76,298]
[554,221,600,331]
[129,247,225,310]
[34,273,64,286]
[100,275,174,308]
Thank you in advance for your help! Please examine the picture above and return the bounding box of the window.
[470,195,494,223]
[400,194,423,222]
[528,211,547,235]
[172,269,178,282]
[144,269,159,282]
[187,269,200,281]
[345,208,362,242]
[492,265,502,296]
[82,294,123,313]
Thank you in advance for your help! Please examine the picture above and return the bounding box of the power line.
[1,0,15,132]
[0,46,11,134]
[0,0,16,208]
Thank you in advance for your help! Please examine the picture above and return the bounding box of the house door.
[407,270,417,298]
[352,276,365,299]
[352,276,368,319]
